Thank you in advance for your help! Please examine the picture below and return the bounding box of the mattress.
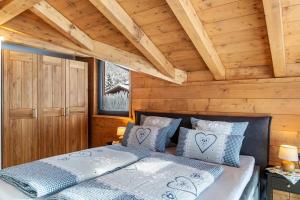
[240,166,260,200]
[0,147,255,200]
[166,147,255,200]
[0,179,30,200]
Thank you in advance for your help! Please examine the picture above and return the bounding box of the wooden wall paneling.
[65,60,88,152]
[219,49,272,69]
[210,27,268,46]
[203,13,267,36]
[282,0,300,7]
[273,190,290,200]
[225,65,273,80]
[38,55,66,158]
[130,72,300,165]
[3,50,39,168]
[190,0,242,10]
[92,116,132,147]
[196,0,264,24]
[291,193,300,200]
[283,3,300,76]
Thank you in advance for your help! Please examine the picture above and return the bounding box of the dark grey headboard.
[135,111,272,171]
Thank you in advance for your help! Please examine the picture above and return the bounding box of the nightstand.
[266,172,300,200]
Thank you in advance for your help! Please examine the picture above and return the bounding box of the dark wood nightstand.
[266,172,300,200]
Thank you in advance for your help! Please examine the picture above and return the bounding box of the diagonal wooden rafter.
[166,0,225,80]
[89,0,179,78]
[0,27,186,84]
[262,0,287,77]
[0,27,87,56]
[31,1,94,51]
[0,0,41,25]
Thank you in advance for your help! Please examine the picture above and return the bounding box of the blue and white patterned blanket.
[47,153,223,200]
[0,145,150,198]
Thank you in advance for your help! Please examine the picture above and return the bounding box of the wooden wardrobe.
[2,50,88,168]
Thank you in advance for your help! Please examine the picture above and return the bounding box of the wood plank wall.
[92,116,133,147]
[131,72,300,165]
[91,71,300,165]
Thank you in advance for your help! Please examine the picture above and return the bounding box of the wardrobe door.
[65,60,88,153]
[38,56,66,158]
[3,50,39,168]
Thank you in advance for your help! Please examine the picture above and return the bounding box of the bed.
[165,147,257,200]
[134,111,271,200]
[0,111,271,200]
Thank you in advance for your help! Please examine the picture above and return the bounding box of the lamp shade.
[117,127,126,137]
[278,145,299,162]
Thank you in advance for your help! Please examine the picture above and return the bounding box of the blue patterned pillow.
[122,123,170,152]
[176,127,244,167]
[140,115,182,145]
[191,118,249,136]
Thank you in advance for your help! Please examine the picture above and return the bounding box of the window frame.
[98,60,131,117]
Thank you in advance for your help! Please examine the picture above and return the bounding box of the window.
[98,61,130,116]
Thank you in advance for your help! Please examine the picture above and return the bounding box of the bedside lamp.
[278,145,299,172]
[117,126,126,139]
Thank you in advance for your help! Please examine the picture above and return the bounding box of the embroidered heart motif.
[69,151,92,157]
[167,176,197,196]
[161,191,177,200]
[195,132,217,153]
[135,128,151,144]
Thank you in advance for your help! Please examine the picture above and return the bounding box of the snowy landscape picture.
[102,62,129,112]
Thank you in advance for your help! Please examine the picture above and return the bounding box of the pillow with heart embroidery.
[121,123,170,152]
[176,127,244,167]
[140,115,182,145]
[191,118,249,136]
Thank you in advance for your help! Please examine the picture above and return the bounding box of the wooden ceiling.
[0,0,300,84]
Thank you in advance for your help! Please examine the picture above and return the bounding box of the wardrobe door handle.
[65,108,69,116]
[62,108,66,116]
[32,108,37,118]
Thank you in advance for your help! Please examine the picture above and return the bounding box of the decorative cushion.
[176,127,244,167]
[121,123,170,152]
[191,118,249,136]
[140,115,182,145]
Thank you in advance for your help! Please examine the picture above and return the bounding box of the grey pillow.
[191,117,249,136]
[176,127,244,167]
[140,115,182,144]
[122,122,170,152]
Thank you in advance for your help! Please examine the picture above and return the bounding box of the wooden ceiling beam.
[166,0,225,80]
[89,0,179,78]
[31,1,94,51]
[0,0,41,25]
[262,0,287,77]
[92,40,187,84]
[0,27,87,56]
[0,27,186,84]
